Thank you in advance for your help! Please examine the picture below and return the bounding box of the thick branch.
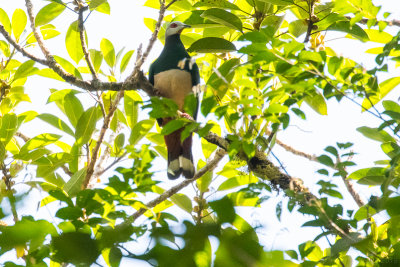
[0,25,48,65]
[270,133,365,207]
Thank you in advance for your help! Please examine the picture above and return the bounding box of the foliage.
[0,0,399,266]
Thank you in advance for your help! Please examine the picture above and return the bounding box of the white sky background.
[0,0,400,266]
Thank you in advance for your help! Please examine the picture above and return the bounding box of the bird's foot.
[180,112,194,121]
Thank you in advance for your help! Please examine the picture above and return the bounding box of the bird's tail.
[181,133,195,179]
[163,119,195,179]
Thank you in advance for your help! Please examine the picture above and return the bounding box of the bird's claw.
[180,112,194,120]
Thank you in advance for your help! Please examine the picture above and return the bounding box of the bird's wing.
[191,62,200,121]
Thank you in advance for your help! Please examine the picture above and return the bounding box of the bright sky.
[0,0,400,266]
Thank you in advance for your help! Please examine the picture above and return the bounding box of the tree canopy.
[0,0,400,266]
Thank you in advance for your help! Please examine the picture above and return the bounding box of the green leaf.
[89,0,107,10]
[56,206,83,220]
[0,114,18,146]
[328,56,343,75]
[64,167,87,196]
[201,8,242,32]
[357,126,395,143]
[160,120,186,135]
[51,232,99,265]
[120,50,134,73]
[94,2,110,14]
[14,60,37,81]
[196,159,213,192]
[209,196,235,223]
[299,51,324,64]
[124,91,141,128]
[327,21,369,42]
[354,205,376,221]
[187,37,236,53]
[37,113,74,136]
[385,197,400,217]
[193,0,240,10]
[218,174,258,191]
[229,191,259,206]
[65,20,84,64]
[206,58,240,99]
[362,77,400,111]
[348,167,386,186]
[113,133,125,154]
[27,24,61,44]
[12,9,27,41]
[64,93,84,127]
[289,19,307,37]
[0,8,11,34]
[0,142,5,161]
[304,92,327,115]
[54,56,82,79]
[383,100,400,113]
[69,143,80,173]
[144,0,191,11]
[100,38,116,67]
[170,193,192,214]
[0,217,57,253]
[364,29,392,44]
[89,49,103,72]
[317,155,334,167]
[19,133,61,155]
[35,2,66,26]
[129,119,155,145]
[75,107,99,145]
[258,0,293,5]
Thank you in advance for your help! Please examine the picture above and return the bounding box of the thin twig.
[78,4,98,80]
[124,0,176,87]
[82,91,124,189]
[346,16,400,27]
[269,131,365,207]
[122,149,227,225]
[336,157,365,207]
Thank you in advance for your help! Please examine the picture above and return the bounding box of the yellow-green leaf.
[12,9,27,41]
[362,77,400,111]
[100,38,116,67]
[170,193,192,214]
[64,167,87,196]
[201,8,242,32]
[0,8,11,34]
[196,159,213,193]
[124,91,141,128]
[0,113,18,146]
[120,50,134,73]
[129,119,155,145]
[35,3,66,26]
[187,37,236,53]
[65,20,84,64]
[304,92,327,115]
[75,107,99,145]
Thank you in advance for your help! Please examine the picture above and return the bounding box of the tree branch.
[346,16,400,27]
[268,131,365,207]
[78,4,98,80]
[123,148,227,225]
[82,91,124,189]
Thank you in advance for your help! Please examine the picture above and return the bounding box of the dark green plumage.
[148,24,200,179]
[149,34,200,89]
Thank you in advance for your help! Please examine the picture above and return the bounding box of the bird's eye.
[170,23,178,28]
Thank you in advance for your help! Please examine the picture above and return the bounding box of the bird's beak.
[183,24,191,28]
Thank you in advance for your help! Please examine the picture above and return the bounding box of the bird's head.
[165,21,191,38]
